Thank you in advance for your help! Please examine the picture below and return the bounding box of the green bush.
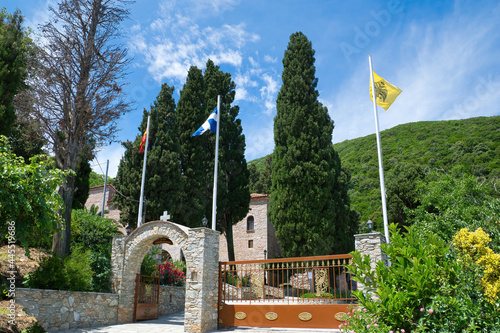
[71,208,119,292]
[64,247,94,291]
[71,208,119,254]
[26,248,94,291]
[140,246,162,276]
[90,252,112,293]
[341,224,500,333]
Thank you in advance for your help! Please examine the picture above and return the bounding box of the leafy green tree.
[410,166,500,252]
[114,84,182,228]
[270,32,354,257]
[333,116,500,227]
[249,154,272,194]
[175,66,210,227]
[386,162,426,229]
[0,8,33,136]
[0,135,67,249]
[89,171,114,187]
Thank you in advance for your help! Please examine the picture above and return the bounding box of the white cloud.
[260,73,279,116]
[128,3,258,84]
[329,3,500,144]
[264,55,278,63]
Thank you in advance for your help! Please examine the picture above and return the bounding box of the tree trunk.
[225,217,236,262]
[52,171,75,258]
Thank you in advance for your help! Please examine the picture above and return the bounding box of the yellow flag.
[370,72,402,110]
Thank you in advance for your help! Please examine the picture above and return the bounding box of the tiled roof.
[250,193,269,198]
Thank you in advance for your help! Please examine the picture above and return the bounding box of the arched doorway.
[111,221,219,333]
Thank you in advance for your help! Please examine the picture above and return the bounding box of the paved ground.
[56,312,340,333]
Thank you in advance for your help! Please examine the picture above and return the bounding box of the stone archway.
[111,221,219,333]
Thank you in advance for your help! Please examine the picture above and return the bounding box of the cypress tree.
[145,83,182,221]
[270,32,355,257]
[176,66,211,227]
[203,60,250,262]
[114,84,182,228]
[114,136,143,228]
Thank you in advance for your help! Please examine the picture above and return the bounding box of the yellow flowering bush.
[453,227,500,303]
[478,251,500,303]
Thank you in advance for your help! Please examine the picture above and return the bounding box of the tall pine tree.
[270,32,355,257]
[114,84,182,228]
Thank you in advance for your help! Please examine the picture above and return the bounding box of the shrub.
[71,208,119,254]
[90,252,112,293]
[25,255,70,290]
[26,248,94,291]
[71,208,119,292]
[64,247,94,291]
[140,246,162,276]
[156,261,186,286]
[341,224,500,333]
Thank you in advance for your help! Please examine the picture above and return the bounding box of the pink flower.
[428,309,433,314]
[366,325,370,329]
[374,323,378,327]
[401,330,405,333]
[389,331,393,333]
[420,307,425,312]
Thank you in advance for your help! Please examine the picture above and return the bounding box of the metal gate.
[133,274,160,322]
[218,254,357,329]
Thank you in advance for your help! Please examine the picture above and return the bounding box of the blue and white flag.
[191,107,218,137]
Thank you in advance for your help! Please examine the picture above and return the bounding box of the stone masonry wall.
[220,195,280,261]
[16,286,186,331]
[158,285,185,316]
[85,185,121,222]
[184,228,219,333]
[16,288,119,331]
[354,232,387,270]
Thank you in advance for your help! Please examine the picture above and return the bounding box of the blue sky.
[4,0,500,177]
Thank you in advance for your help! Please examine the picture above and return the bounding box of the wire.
[93,156,140,204]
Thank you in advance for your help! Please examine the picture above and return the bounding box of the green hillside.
[249,115,500,226]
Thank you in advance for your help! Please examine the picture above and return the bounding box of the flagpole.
[138,115,150,228]
[101,159,109,218]
[211,96,221,231]
[369,55,390,244]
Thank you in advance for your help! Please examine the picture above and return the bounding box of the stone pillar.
[111,235,126,293]
[183,228,219,333]
[354,232,387,269]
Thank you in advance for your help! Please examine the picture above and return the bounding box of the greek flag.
[191,107,218,136]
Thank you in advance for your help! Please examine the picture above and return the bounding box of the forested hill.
[250,115,500,225]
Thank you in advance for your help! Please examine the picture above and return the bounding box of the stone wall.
[219,194,281,261]
[184,228,219,333]
[354,232,387,270]
[158,285,185,316]
[16,286,186,331]
[16,288,119,331]
[85,185,121,222]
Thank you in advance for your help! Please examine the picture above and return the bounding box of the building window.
[248,240,253,248]
[247,216,255,231]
